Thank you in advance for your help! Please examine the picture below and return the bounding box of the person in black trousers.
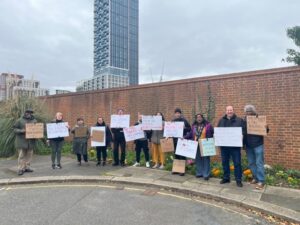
[172,108,191,176]
[95,116,112,166]
[111,109,127,166]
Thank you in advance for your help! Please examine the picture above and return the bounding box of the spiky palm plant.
[0,96,51,157]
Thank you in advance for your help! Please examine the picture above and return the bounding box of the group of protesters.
[13,104,268,190]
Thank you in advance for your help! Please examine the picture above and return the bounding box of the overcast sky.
[0,0,299,93]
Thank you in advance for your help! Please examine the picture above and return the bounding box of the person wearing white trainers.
[133,114,151,168]
[133,162,140,167]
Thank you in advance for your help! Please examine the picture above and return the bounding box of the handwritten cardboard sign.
[123,124,145,142]
[74,127,88,138]
[172,159,186,174]
[199,138,217,157]
[25,123,44,139]
[163,121,184,138]
[214,127,243,147]
[110,115,130,128]
[160,138,174,152]
[141,115,163,130]
[175,138,198,159]
[247,116,267,136]
[46,122,69,139]
[91,127,106,147]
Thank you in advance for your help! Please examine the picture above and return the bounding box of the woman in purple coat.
[188,114,214,180]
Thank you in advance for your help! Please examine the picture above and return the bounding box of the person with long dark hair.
[151,112,165,169]
[188,113,214,180]
[95,116,112,166]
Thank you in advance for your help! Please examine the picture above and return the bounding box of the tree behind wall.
[284,26,300,65]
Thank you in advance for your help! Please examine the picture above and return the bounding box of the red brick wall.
[42,66,300,169]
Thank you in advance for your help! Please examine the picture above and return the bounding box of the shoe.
[52,164,55,169]
[133,162,140,167]
[17,170,24,176]
[146,162,150,168]
[172,172,178,175]
[236,181,243,187]
[152,163,159,169]
[255,182,264,190]
[179,173,185,176]
[96,162,101,166]
[102,161,106,166]
[158,165,164,169]
[120,162,125,167]
[112,163,119,166]
[220,179,230,184]
[204,177,209,181]
[56,164,62,169]
[250,179,257,184]
[24,168,34,173]
[196,175,203,178]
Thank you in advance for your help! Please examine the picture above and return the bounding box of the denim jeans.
[221,147,242,182]
[246,145,265,183]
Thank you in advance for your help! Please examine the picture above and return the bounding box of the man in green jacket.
[13,109,37,175]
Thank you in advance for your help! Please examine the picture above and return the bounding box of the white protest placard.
[199,138,217,156]
[214,127,243,147]
[123,124,145,142]
[163,121,184,138]
[175,138,198,159]
[141,115,162,130]
[110,115,130,128]
[91,127,106,147]
[46,122,69,139]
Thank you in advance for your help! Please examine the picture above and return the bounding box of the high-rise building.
[77,0,138,91]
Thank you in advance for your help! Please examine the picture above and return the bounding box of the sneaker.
[152,163,159,169]
[132,162,140,167]
[17,170,24,176]
[102,161,106,166]
[158,165,164,169]
[24,168,34,173]
[146,162,150,168]
[220,179,230,184]
[56,164,62,169]
[120,162,125,167]
[96,162,101,166]
[52,164,55,169]
[236,181,243,187]
[255,182,265,190]
[250,179,257,184]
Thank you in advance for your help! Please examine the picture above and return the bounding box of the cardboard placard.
[141,115,163,130]
[175,138,198,159]
[74,127,88,138]
[214,127,243,147]
[172,159,186,174]
[199,138,217,157]
[160,138,174,152]
[25,123,44,139]
[91,127,106,147]
[46,122,69,139]
[247,116,267,136]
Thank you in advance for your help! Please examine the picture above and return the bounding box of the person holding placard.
[71,118,90,166]
[111,109,127,166]
[172,108,191,176]
[187,114,214,180]
[244,105,269,190]
[132,114,151,168]
[151,112,165,169]
[13,109,37,176]
[94,116,112,166]
[47,112,69,169]
[218,106,245,187]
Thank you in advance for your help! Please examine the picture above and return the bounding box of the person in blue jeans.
[244,105,269,190]
[217,105,245,187]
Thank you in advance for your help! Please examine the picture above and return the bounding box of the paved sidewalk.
[0,155,299,223]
